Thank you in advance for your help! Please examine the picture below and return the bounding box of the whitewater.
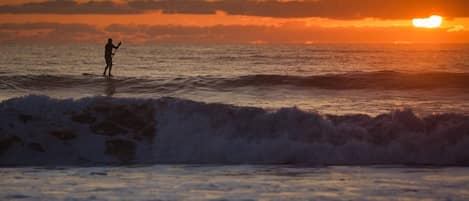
[1,44,469,201]
[1,95,469,166]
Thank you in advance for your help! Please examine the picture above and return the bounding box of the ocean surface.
[1,44,469,115]
[1,44,469,200]
[1,165,469,201]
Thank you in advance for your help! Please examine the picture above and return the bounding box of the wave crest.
[1,95,469,166]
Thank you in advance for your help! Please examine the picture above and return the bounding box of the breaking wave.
[1,71,469,94]
[1,95,469,166]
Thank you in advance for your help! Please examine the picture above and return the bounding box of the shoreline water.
[1,165,469,201]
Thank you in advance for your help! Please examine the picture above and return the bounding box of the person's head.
[108,38,112,43]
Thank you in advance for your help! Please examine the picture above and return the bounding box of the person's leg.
[104,57,110,76]
[108,61,113,76]
[103,64,108,76]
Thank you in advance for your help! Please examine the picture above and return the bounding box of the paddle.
[112,41,122,58]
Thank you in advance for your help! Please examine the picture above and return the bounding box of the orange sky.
[0,0,468,44]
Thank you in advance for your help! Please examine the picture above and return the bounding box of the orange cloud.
[1,22,468,44]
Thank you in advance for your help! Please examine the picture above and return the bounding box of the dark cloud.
[0,0,139,14]
[129,0,469,19]
[0,0,468,19]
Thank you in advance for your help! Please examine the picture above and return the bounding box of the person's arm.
[113,42,122,49]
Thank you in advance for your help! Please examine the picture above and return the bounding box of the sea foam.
[1,95,469,166]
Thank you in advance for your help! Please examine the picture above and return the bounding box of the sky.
[0,0,468,44]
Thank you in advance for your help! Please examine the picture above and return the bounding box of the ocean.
[2,44,469,115]
[1,43,469,200]
[1,166,469,201]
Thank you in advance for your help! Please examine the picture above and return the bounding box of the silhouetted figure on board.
[103,38,121,77]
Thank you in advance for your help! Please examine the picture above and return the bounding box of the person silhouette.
[103,38,121,77]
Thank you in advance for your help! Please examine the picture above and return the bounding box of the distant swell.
[1,71,469,93]
[231,71,469,90]
[1,95,469,166]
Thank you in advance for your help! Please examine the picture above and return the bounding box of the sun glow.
[412,15,443,28]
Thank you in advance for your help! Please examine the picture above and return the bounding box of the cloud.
[0,23,105,43]
[447,25,465,32]
[104,23,469,44]
[0,22,100,32]
[1,22,468,44]
[129,0,469,19]
[0,0,139,14]
[0,0,468,19]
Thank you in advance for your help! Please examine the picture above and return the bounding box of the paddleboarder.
[103,38,121,77]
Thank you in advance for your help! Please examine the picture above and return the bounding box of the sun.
[412,15,443,28]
